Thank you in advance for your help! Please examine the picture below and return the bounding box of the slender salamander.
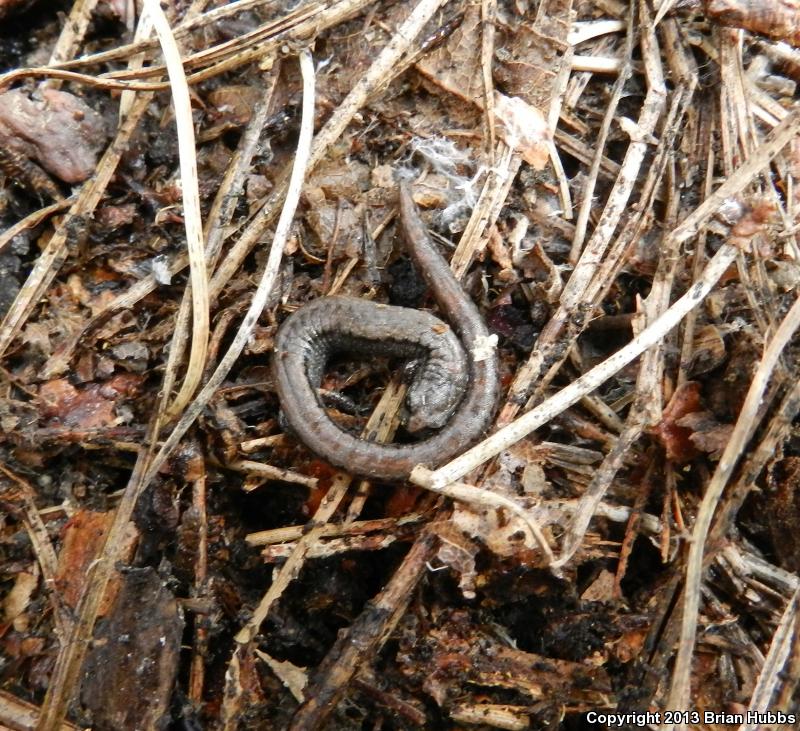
[272,181,499,480]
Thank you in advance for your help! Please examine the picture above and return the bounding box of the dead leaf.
[3,567,38,631]
[493,92,551,168]
[651,382,703,463]
[38,373,143,429]
[677,413,734,460]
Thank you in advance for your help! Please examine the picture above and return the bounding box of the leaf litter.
[0,0,799,729]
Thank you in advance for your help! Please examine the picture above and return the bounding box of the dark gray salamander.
[272,181,499,480]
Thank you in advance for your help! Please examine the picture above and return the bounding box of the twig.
[570,54,623,73]
[568,19,625,45]
[262,533,407,561]
[342,378,410,522]
[569,6,633,261]
[188,457,208,704]
[46,0,99,69]
[739,586,800,731]
[480,0,497,159]
[287,530,438,730]
[0,0,370,94]
[708,378,800,547]
[0,67,170,91]
[231,471,349,641]
[228,459,318,489]
[562,153,685,571]
[0,690,82,731]
[246,514,427,547]
[676,139,715,388]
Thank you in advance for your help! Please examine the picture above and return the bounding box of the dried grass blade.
[143,0,210,417]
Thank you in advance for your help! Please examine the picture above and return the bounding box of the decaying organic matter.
[1,1,800,730]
